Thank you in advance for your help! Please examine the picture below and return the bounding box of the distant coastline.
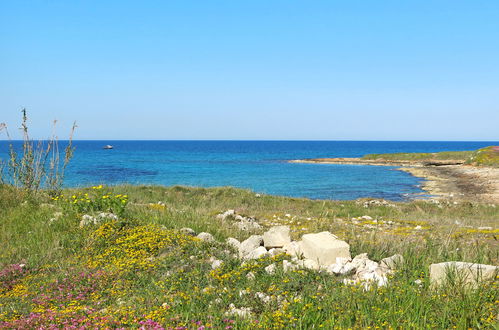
[290,148,499,204]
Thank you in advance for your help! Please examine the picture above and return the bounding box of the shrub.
[0,109,76,195]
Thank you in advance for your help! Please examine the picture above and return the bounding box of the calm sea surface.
[1,141,497,201]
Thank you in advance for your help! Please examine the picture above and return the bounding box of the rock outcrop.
[429,261,498,288]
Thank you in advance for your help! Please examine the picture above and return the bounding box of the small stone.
[211,259,223,269]
[265,263,277,274]
[380,254,404,270]
[245,246,268,260]
[283,260,297,273]
[180,227,196,236]
[216,209,235,220]
[197,232,215,242]
[283,241,303,258]
[239,235,263,258]
[246,272,256,280]
[79,214,97,227]
[226,237,241,250]
[256,292,271,303]
[233,217,262,231]
[300,259,319,270]
[225,304,252,318]
[268,248,285,256]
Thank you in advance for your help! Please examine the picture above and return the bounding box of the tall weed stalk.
[0,109,76,195]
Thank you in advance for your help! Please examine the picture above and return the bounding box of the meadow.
[1,184,498,329]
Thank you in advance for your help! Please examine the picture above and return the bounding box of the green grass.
[362,150,474,161]
[362,146,499,167]
[467,146,499,167]
[1,184,498,328]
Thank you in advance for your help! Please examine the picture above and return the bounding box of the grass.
[1,184,498,328]
[362,146,499,168]
[467,146,499,167]
[362,150,475,161]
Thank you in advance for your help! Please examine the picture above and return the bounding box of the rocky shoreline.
[401,165,499,203]
[289,158,464,167]
[290,158,499,203]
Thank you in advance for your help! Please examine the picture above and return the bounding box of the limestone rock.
[300,259,320,270]
[268,248,285,257]
[226,237,241,250]
[180,227,196,236]
[263,226,291,248]
[283,241,303,258]
[429,261,498,288]
[197,232,215,242]
[225,304,252,318]
[265,263,277,274]
[233,217,262,231]
[380,254,404,270]
[216,209,235,220]
[239,235,263,258]
[300,232,351,266]
[283,260,297,273]
[245,246,268,260]
[211,259,223,269]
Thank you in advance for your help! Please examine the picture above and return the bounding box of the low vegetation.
[467,146,499,167]
[362,150,475,162]
[362,146,499,167]
[1,184,498,328]
[0,109,76,196]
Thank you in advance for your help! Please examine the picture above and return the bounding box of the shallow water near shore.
[1,140,497,201]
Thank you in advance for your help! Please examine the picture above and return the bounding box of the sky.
[1,1,498,140]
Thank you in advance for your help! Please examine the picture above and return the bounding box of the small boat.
[103,145,114,149]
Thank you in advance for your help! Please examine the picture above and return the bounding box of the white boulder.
[263,226,291,248]
[283,241,303,257]
[226,237,241,250]
[300,259,320,270]
[245,246,268,260]
[239,235,263,257]
[300,232,351,266]
[429,261,498,288]
[197,232,215,242]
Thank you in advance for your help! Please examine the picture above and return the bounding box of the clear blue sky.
[1,1,498,140]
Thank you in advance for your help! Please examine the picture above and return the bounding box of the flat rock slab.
[263,226,291,248]
[430,261,498,288]
[300,232,351,266]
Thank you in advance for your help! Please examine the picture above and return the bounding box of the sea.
[0,141,497,201]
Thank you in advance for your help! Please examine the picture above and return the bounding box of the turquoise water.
[0,141,496,201]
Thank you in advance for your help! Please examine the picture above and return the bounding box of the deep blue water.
[0,141,497,201]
